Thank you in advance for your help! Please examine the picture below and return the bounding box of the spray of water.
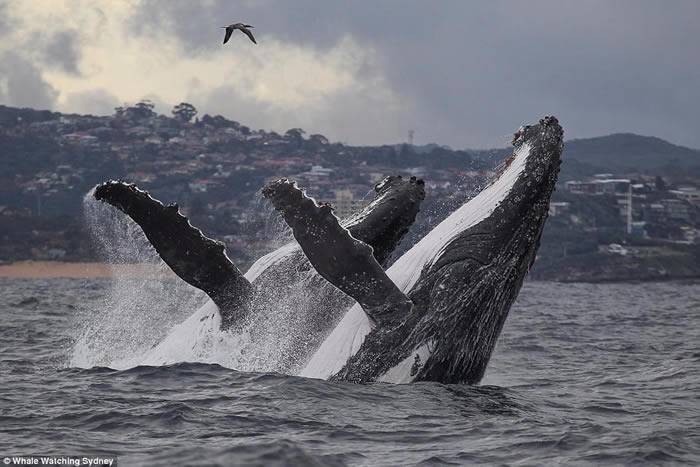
[71,188,313,371]
[71,189,208,368]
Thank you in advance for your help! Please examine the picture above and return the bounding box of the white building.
[670,187,700,206]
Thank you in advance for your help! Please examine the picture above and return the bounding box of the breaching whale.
[94,174,426,373]
[92,116,563,384]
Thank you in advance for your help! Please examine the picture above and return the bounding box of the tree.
[285,128,305,139]
[172,102,198,123]
[200,114,235,128]
[134,100,155,115]
[285,128,305,149]
[309,133,329,146]
[122,100,156,120]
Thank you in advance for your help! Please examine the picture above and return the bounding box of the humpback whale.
[95,175,425,373]
[92,116,563,384]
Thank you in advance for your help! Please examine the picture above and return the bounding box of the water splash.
[71,189,316,372]
[238,191,294,260]
[71,189,208,368]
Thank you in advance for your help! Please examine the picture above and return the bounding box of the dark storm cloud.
[0,52,58,109]
[129,0,700,148]
[40,30,82,74]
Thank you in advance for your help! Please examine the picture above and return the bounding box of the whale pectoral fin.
[344,175,425,266]
[262,178,412,325]
[94,181,252,329]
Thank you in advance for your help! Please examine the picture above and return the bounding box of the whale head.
[306,116,564,384]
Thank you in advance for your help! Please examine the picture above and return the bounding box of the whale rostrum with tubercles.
[93,116,563,384]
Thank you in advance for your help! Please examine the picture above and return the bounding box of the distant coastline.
[0,261,169,279]
[2,260,699,283]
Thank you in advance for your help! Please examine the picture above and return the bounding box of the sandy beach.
[0,261,167,279]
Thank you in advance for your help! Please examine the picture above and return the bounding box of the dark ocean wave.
[1,278,699,465]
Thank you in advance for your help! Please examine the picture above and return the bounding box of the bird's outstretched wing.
[223,27,233,44]
[240,26,257,44]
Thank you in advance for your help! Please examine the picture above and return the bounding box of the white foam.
[301,143,531,380]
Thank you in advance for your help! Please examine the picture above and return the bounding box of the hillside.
[564,133,700,171]
[1,104,699,281]
[471,133,700,181]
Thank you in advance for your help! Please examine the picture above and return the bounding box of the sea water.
[1,278,698,465]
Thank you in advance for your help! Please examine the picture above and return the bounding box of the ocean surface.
[0,278,698,466]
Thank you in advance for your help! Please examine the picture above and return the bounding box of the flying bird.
[222,23,257,45]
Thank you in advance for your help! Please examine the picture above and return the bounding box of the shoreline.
[0,261,698,283]
[0,261,169,279]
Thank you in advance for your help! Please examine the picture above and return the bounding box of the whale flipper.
[240,174,424,371]
[262,178,412,325]
[94,181,253,328]
[344,175,425,265]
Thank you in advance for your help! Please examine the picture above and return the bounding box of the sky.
[0,0,698,149]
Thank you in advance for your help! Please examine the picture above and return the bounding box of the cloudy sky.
[0,0,698,148]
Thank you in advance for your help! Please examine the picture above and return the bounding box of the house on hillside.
[565,178,630,195]
[670,187,700,206]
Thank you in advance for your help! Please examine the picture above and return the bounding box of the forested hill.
[473,132,700,181]
[564,133,700,171]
